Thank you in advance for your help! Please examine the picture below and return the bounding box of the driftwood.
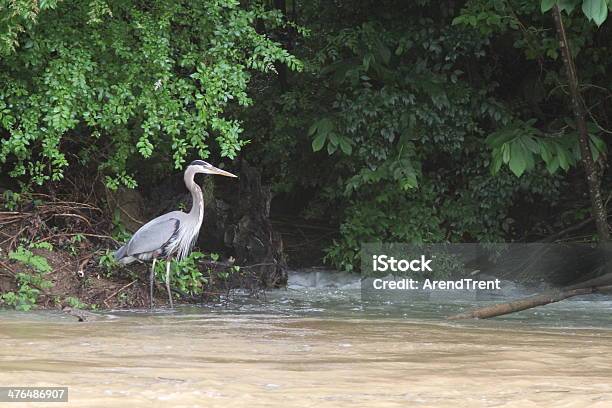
[448,272,612,320]
[448,287,595,320]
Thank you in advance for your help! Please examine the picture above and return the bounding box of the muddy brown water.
[1,286,611,407]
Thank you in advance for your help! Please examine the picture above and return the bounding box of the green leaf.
[491,149,503,175]
[312,132,326,152]
[486,129,517,148]
[307,123,318,136]
[557,0,580,13]
[540,143,553,163]
[589,134,606,161]
[328,132,339,145]
[546,156,560,173]
[401,172,418,190]
[310,118,335,152]
[327,142,337,155]
[582,0,608,25]
[502,144,510,163]
[521,135,541,154]
[508,143,527,177]
[541,0,557,12]
[556,144,570,170]
[313,118,333,136]
[338,138,353,155]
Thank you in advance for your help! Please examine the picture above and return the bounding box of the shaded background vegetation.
[1,0,611,285]
[243,0,611,270]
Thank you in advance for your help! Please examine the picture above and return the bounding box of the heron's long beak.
[209,166,238,178]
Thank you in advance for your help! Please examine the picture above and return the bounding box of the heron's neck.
[185,174,204,223]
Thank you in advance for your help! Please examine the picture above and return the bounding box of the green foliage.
[244,0,609,271]
[1,189,21,210]
[8,245,52,273]
[0,0,302,188]
[64,296,88,309]
[98,249,120,276]
[488,120,607,177]
[111,210,132,243]
[159,252,205,297]
[539,0,610,27]
[581,0,610,26]
[29,241,54,251]
[309,117,353,155]
[455,0,609,179]
[156,251,235,299]
[1,244,53,311]
[0,0,60,55]
[66,234,85,256]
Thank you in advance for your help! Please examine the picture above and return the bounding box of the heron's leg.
[165,259,174,309]
[150,258,157,310]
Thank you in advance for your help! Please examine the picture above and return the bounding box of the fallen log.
[447,287,595,320]
[447,283,612,320]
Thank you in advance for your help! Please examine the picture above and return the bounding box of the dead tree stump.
[224,160,287,287]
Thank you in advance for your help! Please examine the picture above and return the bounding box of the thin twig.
[0,260,16,277]
[38,233,119,244]
[50,213,92,227]
[104,280,137,303]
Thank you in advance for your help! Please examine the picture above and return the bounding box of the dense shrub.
[0,0,301,187]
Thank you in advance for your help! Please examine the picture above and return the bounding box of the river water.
[1,270,611,407]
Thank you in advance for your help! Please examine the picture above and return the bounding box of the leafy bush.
[157,251,237,299]
[1,245,53,311]
[0,0,302,187]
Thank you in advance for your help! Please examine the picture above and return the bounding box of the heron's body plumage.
[115,212,184,264]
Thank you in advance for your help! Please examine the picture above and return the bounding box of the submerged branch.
[448,276,612,320]
[447,287,595,320]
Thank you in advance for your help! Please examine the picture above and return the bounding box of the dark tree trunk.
[225,160,287,287]
[552,5,610,242]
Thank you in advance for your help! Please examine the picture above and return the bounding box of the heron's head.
[189,160,237,178]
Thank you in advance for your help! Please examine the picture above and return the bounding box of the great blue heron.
[114,160,237,308]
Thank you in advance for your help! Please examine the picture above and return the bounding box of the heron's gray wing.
[125,212,183,257]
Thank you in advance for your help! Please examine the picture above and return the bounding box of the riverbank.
[0,189,295,310]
